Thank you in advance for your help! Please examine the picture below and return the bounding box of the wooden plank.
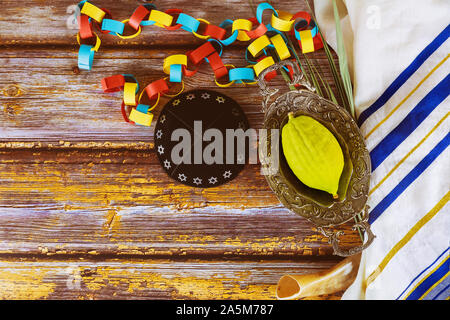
[0,47,336,143]
[0,0,313,46]
[0,149,361,257]
[0,257,343,299]
[0,1,354,301]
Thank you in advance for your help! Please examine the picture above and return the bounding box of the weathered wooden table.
[0,0,360,299]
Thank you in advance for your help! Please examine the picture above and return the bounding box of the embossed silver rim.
[258,61,371,227]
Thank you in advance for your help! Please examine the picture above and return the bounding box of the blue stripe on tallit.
[396,247,449,300]
[358,24,450,126]
[369,132,450,224]
[370,73,450,171]
[406,257,449,300]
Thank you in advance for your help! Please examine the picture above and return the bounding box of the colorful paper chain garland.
[76,1,324,127]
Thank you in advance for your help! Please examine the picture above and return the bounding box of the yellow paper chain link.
[80,2,106,23]
[232,19,253,41]
[271,10,295,32]
[76,32,101,52]
[116,19,142,39]
[270,34,291,60]
[253,56,275,77]
[129,108,154,126]
[163,54,188,74]
[150,10,174,28]
[123,82,138,106]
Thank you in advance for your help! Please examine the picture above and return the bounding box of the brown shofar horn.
[276,253,361,300]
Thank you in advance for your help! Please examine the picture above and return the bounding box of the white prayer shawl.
[314,0,450,300]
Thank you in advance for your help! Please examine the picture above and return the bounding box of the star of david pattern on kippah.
[154,89,249,188]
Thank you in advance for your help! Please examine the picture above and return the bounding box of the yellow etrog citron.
[282,113,344,198]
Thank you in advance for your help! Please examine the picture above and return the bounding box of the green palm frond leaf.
[332,0,355,118]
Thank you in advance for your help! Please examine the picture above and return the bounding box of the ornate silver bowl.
[258,61,375,256]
